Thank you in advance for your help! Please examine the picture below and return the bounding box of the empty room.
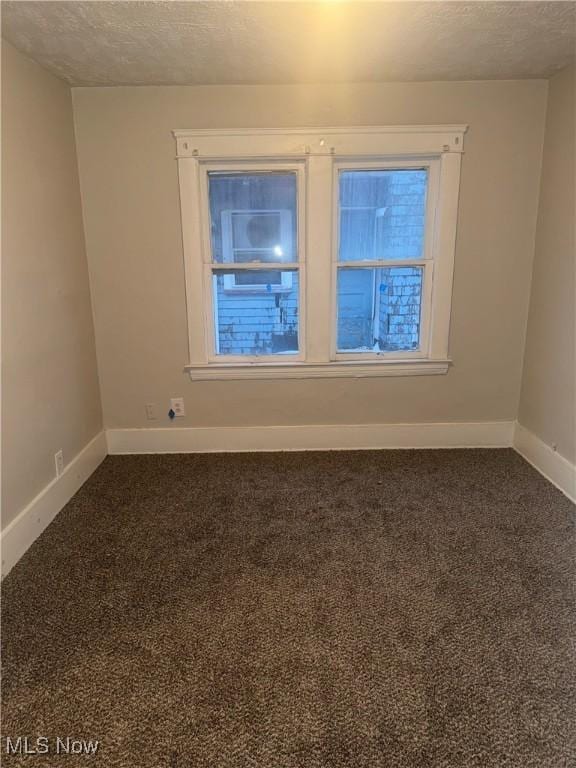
[1,1,575,765]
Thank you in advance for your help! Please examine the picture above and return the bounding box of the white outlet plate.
[170,397,185,417]
[145,403,157,420]
[55,450,64,477]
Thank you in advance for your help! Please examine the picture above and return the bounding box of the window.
[335,165,432,357]
[205,169,302,358]
[175,126,466,379]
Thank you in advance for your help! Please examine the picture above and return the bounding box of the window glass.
[208,173,297,264]
[339,170,427,261]
[337,267,423,352]
[213,271,299,356]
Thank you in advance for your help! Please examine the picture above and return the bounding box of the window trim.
[174,125,467,379]
[185,359,450,381]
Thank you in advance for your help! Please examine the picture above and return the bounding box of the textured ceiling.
[2,1,575,87]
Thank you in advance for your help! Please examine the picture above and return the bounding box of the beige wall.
[519,64,576,464]
[1,42,102,529]
[72,80,547,430]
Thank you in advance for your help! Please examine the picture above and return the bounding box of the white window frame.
[174,126,466,380]
[199,162,306,364]
[331,158,440,361]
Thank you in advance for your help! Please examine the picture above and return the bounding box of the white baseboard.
[106,420,515,455]
[513,423,576,502]
[1,431,107,578]
[3,422,568,578]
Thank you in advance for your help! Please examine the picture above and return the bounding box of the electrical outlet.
[145,403,157,420]
[55,450,64,477]
[170,397,185,417]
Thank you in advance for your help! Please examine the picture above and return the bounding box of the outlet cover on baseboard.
[55,450,64,477]
[170,397,185,417]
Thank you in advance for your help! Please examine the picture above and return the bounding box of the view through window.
[208,172,300,356]
[336,169,427,353]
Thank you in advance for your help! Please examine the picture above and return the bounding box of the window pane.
[208,173,297,264]
[212,270,299,356]
[337,267,423,352]
[338,170,427,261]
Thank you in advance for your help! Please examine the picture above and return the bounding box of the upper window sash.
[333,159,441,267]
[198,162,305,267]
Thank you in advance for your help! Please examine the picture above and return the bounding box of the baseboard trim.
[106,421,515,455]
[4,422,568,577]
[1,431,107,578]
[513,423,576,502]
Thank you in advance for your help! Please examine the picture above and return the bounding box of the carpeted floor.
[2,449,575,767]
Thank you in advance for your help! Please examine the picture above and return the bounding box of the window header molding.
[173,125,468,159]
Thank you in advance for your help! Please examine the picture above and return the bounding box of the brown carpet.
[2,449,575,767]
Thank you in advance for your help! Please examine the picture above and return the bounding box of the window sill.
[185,359,450,381]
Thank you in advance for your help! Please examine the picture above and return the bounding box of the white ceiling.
[2,1,575,87]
